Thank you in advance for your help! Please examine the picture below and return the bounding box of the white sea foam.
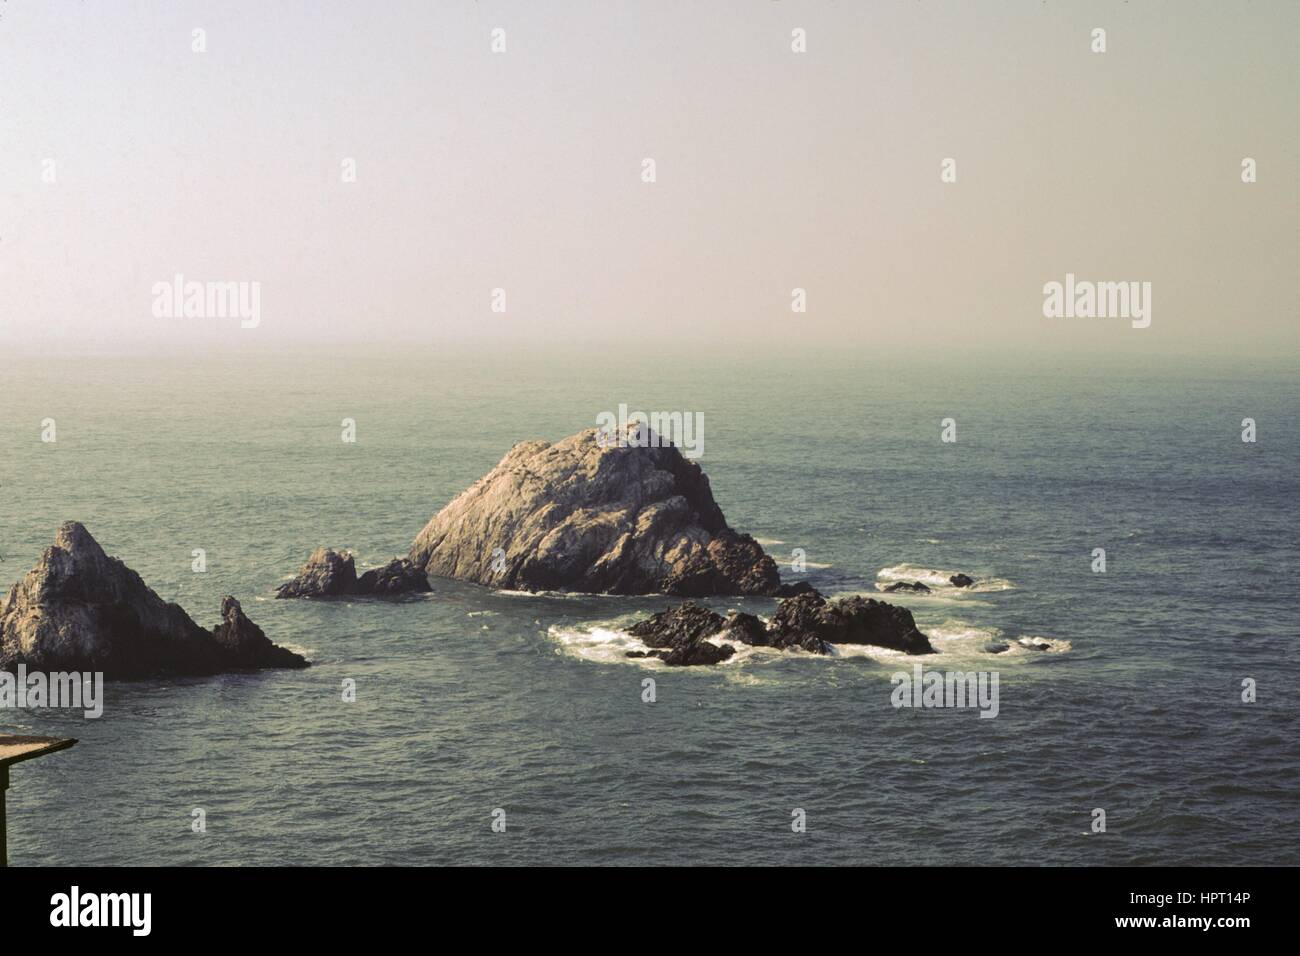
[925,620,1071,658]
[497,588,630,599]
[547,613,1067,670]
[876,563,1014,593]
[546,623,763,668]
[548,625,649,665]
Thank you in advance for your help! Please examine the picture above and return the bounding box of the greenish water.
[2,349,1297,865]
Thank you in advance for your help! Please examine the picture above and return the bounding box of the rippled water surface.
[2,350,1296,865]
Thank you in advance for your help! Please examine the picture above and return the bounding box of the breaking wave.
[875,563,1015,593]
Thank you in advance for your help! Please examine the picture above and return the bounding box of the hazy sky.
[2,0,1297,357]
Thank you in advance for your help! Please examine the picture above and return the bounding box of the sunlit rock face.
[409,426,782,596]
[0,522,308,677]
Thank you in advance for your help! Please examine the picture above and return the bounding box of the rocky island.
[409,424,801,596]
[0,522,308,678]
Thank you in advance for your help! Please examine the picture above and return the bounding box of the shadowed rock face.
[276,548,431,599]
[211,596,307,669]
[0,522,308,678]
[723,611,768,646]
[409,426,781,596]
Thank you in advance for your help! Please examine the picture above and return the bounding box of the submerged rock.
[277,549,430,598]
[984,641,1011,654]
[1017,636,1052,651]
[883,581,932,594]
[949,573,976,588]
[0,522,308,678]
[408,425,784,596]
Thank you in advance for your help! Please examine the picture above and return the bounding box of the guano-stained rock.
[409,426,782,596]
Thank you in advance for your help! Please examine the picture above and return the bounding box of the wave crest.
[876,563,1015,593]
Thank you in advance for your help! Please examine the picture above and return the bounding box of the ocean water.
[2,349,1297,866]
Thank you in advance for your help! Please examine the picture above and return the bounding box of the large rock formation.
[409,425,782,596]
[0,522,308,678]
[276,548,430,599]
[623,590,936,665]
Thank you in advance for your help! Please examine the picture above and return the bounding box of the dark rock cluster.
[623,589,936,666]
[883,581,931,594]
[276,548,431,599]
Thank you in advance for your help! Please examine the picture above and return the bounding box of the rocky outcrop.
[409,425,783,596]
[949,573,976,588]
[624,590,936,665]
[0,522,308,677]
[774,590,941,658]
[627,602,725,648]
[276,548,430,599]
[884,581,931,594]
[211,596,307,669]
[277,548,357,597]
[773,581,816,597]
[624,601,735,666]
[723,611,768,646]
[763,592,836,653]
[356,558,431,596]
